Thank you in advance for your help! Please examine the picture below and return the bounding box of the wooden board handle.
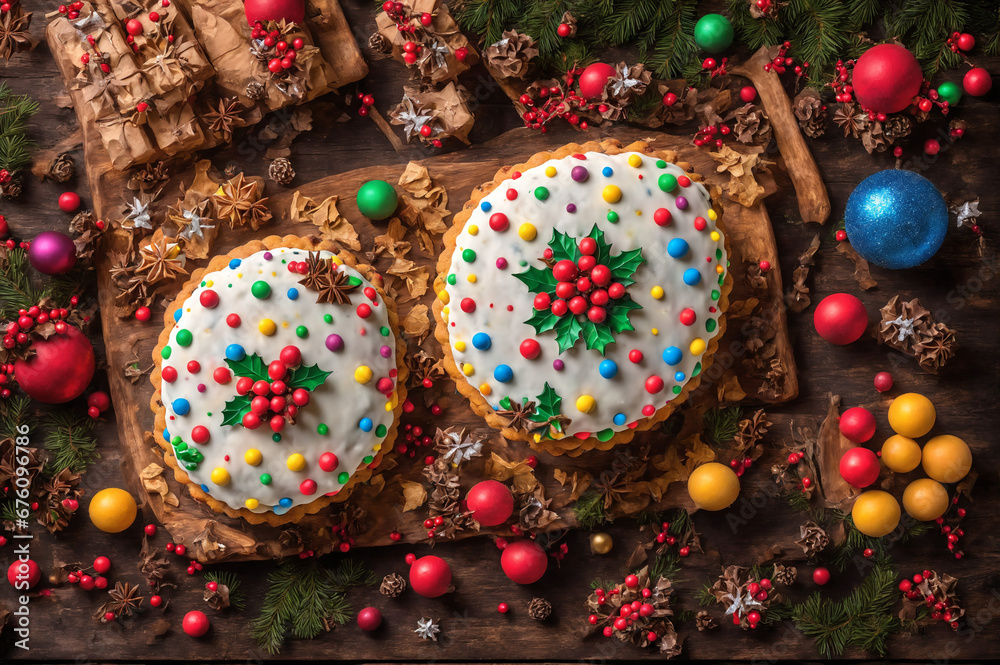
[731,46,831,224]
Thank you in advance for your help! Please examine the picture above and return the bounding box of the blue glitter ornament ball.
[845,170,948,269]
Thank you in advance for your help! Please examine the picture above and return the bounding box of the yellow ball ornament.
[88,488,138,533]
[880,435,922,473]
[851,490,901,537]
[921,435,972,483]
[902,478,949,521]
[589,532,614,554]
[887,393,936,438]
[687,462,740,511]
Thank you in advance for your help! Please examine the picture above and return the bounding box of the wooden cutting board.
[91,125,798,562]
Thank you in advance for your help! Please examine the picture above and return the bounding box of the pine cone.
[245,80,265,101]
[527,597,552,621]
[859,120,888,154]
[268,157,295,186]
[792,91,826,138]
[0,178,22,199]
[44,152,75,183]
[771,563,797,586]
[695,610,717,631]
[380,572,407,598]
[728,103,772,145]
[795,521,830,556]
[368,32,391,55]
[883,115,912,143]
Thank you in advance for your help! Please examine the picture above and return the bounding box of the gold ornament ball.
[921,434,972,483]
[902,478,949,521]
[887,392,936,438]
[88,487,138,533]
[880,435,922,473]
[851,490,901,537]
[589,532,614,555]
[687,462,741,511]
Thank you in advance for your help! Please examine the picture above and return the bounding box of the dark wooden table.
[2,1,999,661]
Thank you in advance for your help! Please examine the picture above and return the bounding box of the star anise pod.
[136,235,188,284]
[298,253,359,305]
[244,196,272,230]
[0,9,32,61]
[205,97,244,142]
[213,173,259,229]
[497,399,538,432]
[98,581,143,620]
[833,102,868,138]
[405,350,444,388]
[35,468,82,533]
[139,535,171,590]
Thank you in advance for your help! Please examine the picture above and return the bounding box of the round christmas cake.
[433,140,730,455]
[152,235,406,524]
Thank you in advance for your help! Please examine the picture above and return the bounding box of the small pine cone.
[695,610,717,631]
[883,115,912,143]
[771,563,797,586]
[44,152,76,183]
[245,80,265,101]
[268,157,295,186]
[380,572,407,598]
[792,90,827,139]
[527,597,552,621]
[368,32,391,55]
[1,178,23,199]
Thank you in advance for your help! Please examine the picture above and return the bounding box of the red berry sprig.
[519,68,594,133]
[899,570,964,630]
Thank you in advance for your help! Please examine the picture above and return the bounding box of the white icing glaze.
[159,248,399,515]
[440,151,727,440]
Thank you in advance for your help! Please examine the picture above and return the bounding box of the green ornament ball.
[936,81,962,106]
[356,179,399,220]
[694,13,733,54]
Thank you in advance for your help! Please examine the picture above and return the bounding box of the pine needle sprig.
[0,394,34,440]
[42,409,98,474]
[703,406,743,445]
[572,491,607,529]
[648,551,680,581]
[0,248,43,319]
[329,557,378,589]
[204,570,246,610]
[0,83,38,174]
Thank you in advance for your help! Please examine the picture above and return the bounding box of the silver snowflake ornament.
[122,196,154,230]
[949,199,981,228]
[888,316,916,342]
[414,617,440,641]
[178,207,215,240]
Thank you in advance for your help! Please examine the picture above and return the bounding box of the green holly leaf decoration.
[525,308,561,334]
[553,314,583,353]
[171,440,205,471]
[221,394,252,427]
[225,353,269,382]
[586,224,612,266]
[286,363,332,392]
[514,265,558,295]
[607,247,645,287]
[549,229,581,262]
[534,383,562,421]
[581,320,616,353]
[499,396,513,410]
[608,297,642,334]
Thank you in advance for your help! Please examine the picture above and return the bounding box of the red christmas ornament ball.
[556,22,572,38]
[244,0,304,25]
[465,480,514,526]
[87,391,111,412]
[812,567,831,585]
[58,191,81,213]
[957,33,975,52]
[7,559,41,589]
[182,610,210,637]
[839,406,877,443]
[874,371,894,393]
[839,446,881,488]
[813,293,867,345]
[852,44,923,113]
[578,62,618,99]
[739,86,757,103]
[357,606,383,632]
[500,538,547,584]
[409,555,452,598]
[14,325,95,404]
[963,67,992,97]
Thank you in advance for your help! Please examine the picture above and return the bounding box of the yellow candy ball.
[921,435,972,483]
[851,490,901,537]
[880,435,922,473]
[258,318,277,335]
[518,223,537,241]
[902,478,949,521]
[687,462,740,511]
[244,448,263,466]
[88,488,138,534]
[576,395,596,413]
[245,498,260,510]
[887,393,936,438]
[286,453,306,471]
[602,185,622,203]
[355,365,373,384]
[211,467,231,486]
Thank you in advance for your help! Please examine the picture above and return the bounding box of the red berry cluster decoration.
[2,301,76,366]
[57,1,85,20]
[937,502,968,559]
[358,93,375,117]
[899,570,964,629]
[395,422,431,457]
[250,21,306,75]
[586,568,675,648]
[763,42,810,78]
[519,69,594,133]
[534,239,624,324]
[728,455,753,478]
[652,521,692,557]
[701,56,729,79]
[234,354,311,433]
[946,32,975,54]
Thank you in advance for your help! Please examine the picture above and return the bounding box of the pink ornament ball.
[357,606,383,632]
[873,371,894,393]
[839,406,877,443]
[839,446,881,488]
[813,293,868,345]
[465,480,514,526]
[500,538,548,584]
[27,231,77,275]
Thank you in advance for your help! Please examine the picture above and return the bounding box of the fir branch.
[0,394,34,440]
[590,577,618,591]
[0,498,19,524]
[885,0,970,76]
[329,558,378,589]
[0,248,43,319]
[694,584,715,606]
[204,570,246,610]
[0,83,38,174]
[703,406,743,445]
[786,0,853,73]
[648,551,680,581]
[666,508,691,535]
[728,0,785,51]
[42,409,98,474]
[572,491,607,529]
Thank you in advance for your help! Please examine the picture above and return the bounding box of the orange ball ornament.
[687,462,740,511]
[880,435,921,473]
[887,393,936,438]
[921,435,972,483]
[88,488,137,533]
[902,478,949,521]
[851,490,900,537]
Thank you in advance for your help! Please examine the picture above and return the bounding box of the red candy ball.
[839,446,880,488]
[839,406,877,443]
[874,371,893,393]
[357,606,382,632]
[190,426,210,444]
[852,44,923,113]
[653,208,672,226]
[226,313,241,328]
[135,306,151,322]
[500,539,547,584]
[552,259,577,282]
[739,86,757,103]
[279,345,301,367]
[199,290,219,308]
[460,298,476,313]
[466,480,514,526]
[182,610,210,637]
[409,555,452,597]
[58,191,82,213]
[319,452,339,472]
[213,367,231,384]
[8,559,41,589]
[813,567,831,586]
[963,67,993,97]
[519,339,541,359]
[813,293,868,345]
[679,308,696,326]
[489,213,509,232]
[644,375,663,394]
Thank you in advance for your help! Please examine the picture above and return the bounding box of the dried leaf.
[716,372,746,403]
[485,452,538,494]
[817,394,857,510]
[400,480,428,512]
[836,242,877,290]
[402,304,430,343]
[386,256,430,300]
[289,191,360,250]
[708,145,771,208]
[140,462,179,507]
[553,468,592,502]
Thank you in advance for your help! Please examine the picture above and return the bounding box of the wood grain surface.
[1,1,998,662]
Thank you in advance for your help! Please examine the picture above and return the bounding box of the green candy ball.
[694,13,733,54]
[356,179,399,220]
[936,81,962,106]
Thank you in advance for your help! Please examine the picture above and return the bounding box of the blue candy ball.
[494,364,513,383]
[662,346,683,366]
[667,238,689,258]
[359,417,373,432]
[472,332,492,350]
[599,359,618,379]
[171,398,190,416]
[225,344,246,361]
[613,413,627,426]
[845,170,948,269]
[683,268,702,285]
